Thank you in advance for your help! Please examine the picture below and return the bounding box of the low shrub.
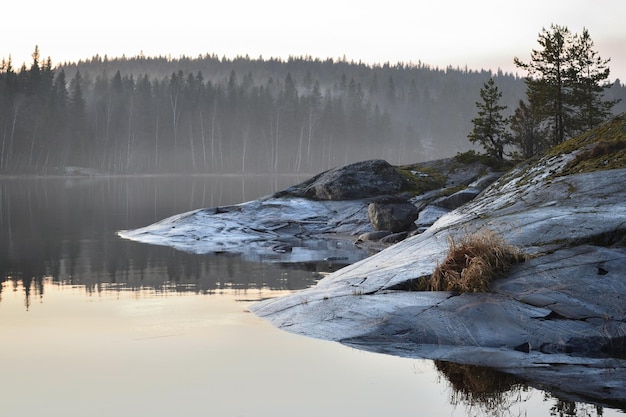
[454,150,517,171]
[426,229,526,292]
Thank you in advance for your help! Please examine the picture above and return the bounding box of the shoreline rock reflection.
[434,360,614,417]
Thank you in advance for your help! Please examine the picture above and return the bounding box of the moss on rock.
[396,164,447,195]
[551,114,626,176]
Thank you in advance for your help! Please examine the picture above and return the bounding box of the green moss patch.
[396,164,447,195]
[551,114,626,176]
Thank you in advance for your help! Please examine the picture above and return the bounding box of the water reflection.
[435,361,613,417]
[2,177,625,416]
[0,248,331,310]
[436,361,531,415]
[0,175,337,309]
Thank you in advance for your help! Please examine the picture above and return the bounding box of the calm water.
[0,176,621,417]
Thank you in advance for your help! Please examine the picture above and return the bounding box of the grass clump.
[426,229,526,293]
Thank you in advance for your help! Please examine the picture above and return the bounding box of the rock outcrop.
[276,159,408,200]
[118,115,626,408]
[118,157,501,260]
[251,116,626,407]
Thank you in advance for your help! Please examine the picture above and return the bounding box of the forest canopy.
[1,49,625,175]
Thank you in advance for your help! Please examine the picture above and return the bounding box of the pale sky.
[4,0,626,81]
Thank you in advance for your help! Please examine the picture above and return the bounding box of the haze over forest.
[2,51,626,175]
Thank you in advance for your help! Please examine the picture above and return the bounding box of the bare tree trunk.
[42,153,50,174]
[126,96,134,172]
[200,112,207,171]
[217,126,224,171]
[211,101,217,170]
[241,127,249,174]
[189,121,197,172]
[29,122,39,170]
[7,100,21,171]
[170,92,179,151]
[306,107,314,168]
[104,97,112,171]
[327,133,333,170]
[154,100,160,169]
[274,111,280,172]
[294,126,304,172]
[1,122,7,171]
[93,105,100,170]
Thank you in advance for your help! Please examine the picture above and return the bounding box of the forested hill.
[2,53,625,175]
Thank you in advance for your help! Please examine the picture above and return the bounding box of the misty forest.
[1,48,626,175]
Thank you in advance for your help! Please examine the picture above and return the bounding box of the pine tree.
[68,70,87,165]
[50,69,68,152]
[69,70,86,120]
[514,24,573,145]
[510,100,546,159]
[569,28,619,132]
[468,78,511,160]
[514,24,617,145]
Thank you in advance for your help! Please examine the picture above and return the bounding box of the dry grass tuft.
[426,230,526,292]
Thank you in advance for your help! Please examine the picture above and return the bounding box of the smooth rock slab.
[251,161,626,406]
[118,197,376,264]
[118,158,503,262]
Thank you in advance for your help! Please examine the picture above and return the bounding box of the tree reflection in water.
[547,398,606,417]
[0,176,351,310]
[434,360,608,417]
[2,177,624,416]
[435,360,529,416]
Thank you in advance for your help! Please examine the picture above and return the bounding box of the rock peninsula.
[120,115,626,407]
[251,115,626,407]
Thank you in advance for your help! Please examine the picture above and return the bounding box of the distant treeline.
[1,50,625,174]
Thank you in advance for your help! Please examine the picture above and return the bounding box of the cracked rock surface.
[251,150,626,406]
[118,118,626,407]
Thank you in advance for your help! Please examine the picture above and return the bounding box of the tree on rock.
[510,99,547,159]
[569,28,620,133]
[468,78,511,160]
[514,24,618,146]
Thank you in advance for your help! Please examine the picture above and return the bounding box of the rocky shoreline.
[118,157,504,262]
[120,116,626,408]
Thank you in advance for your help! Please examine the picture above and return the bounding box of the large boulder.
[278,159,408,200]
[367,197,418,232]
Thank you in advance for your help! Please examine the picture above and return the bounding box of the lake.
[0,176,620,417]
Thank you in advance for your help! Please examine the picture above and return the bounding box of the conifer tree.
[514,24,617,145]
[68,70,87,165]
[514,24,573,146]
[468,78,511,160]
[569,28,619,132]
[510,100,546,159]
